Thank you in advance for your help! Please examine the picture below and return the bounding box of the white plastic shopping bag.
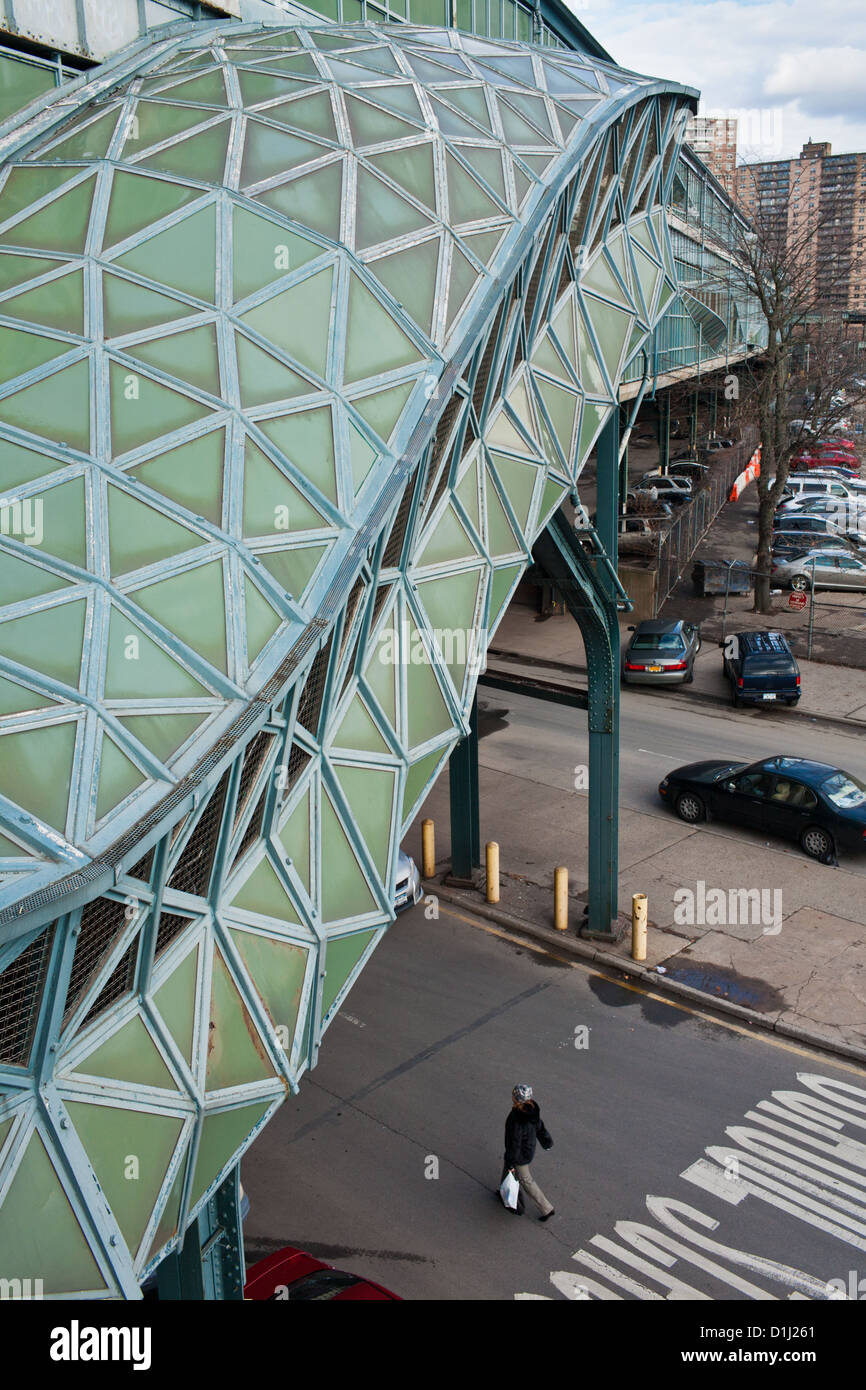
[499,1169,519,1210]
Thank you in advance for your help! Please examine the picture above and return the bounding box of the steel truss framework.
[0,17,696,1295]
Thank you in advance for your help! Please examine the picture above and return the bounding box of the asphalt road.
[241,897,866,1302]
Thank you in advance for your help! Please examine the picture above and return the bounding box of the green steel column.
[657,392,670,473]
[447,691,480,883]
[690,389,699,451]
[585,409,620,940]
[156,1164,244,1300]
[619,404,629,525]
[712,386,718,435]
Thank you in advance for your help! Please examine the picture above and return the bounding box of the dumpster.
[692,559,753,597]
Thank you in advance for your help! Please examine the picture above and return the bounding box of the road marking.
[440,902,866,1077]
[637,748,674,759]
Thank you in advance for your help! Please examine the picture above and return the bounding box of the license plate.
[647,665,663,672]
[762,693,776,700]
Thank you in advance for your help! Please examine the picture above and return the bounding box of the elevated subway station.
[0,0,763,1297]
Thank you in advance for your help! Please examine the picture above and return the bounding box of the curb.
[431,881,866,1067]
[485,648,866,737]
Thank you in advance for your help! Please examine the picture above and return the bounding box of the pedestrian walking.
[500,1084,555,1220]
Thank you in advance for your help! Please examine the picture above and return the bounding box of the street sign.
[788,591,808,610]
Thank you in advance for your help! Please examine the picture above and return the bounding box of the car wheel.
[791,574,809,591]
[675,791,706,824]
[730,685,740,707]
[800,825,834,861]
[684,665,694,684]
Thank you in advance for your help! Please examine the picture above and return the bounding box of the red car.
[793,452,859,476]
[244,1246,402,1301]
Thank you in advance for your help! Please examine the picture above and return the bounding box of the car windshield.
[821,772,866,809]
[632,633,685,651]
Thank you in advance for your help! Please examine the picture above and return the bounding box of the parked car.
[721,630,800,708]
[621,619,701,685]
[771,549,866,591]
[669,460,710,482]
[658,756,866,861]
[793,452,859,475]
[394,849,421,912]
[633,477,692,506]
[244,1246,402,1300]
[630,430,657,448]
[783,476,861,502]
[777,499,866,538]
[772,530,859,559]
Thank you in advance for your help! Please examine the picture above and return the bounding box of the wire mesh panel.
[232,729,276,835]
[295,636,333,741]
[166,769,232,899]
[127,848,155,884]
[63,897,129,1026]
[0,925,54,1066]
[79,934,140,1032]
[154,911,195,960]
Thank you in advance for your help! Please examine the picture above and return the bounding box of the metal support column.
[711,385,718,436]
[657,392,670,473]
[618,403,630,527]
[156,1163,245,1300]
[690,389,699,450]
[447,691,480,885]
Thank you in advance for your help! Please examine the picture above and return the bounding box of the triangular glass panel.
[344,273,421,385]
[113,205,216,304]
[257,405,338,505]
[256,160,343,241]
[239,265,333,379]
[126,421,223,538]
[106,484,206,575]
[367,238,440,338]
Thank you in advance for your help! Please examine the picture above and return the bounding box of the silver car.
[622,619,702,685]
[394,850,422,912]
[771,549,866,591]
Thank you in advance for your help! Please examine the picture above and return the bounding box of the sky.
[567,0,866,162]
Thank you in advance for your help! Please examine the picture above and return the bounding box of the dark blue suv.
[722,630,801,708]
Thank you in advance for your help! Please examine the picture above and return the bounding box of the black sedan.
[658,755,866,860]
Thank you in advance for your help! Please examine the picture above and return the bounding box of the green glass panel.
[277,785,311,891]
[232,852,300,922]
[103,272,192,337]
[257,160,343,241]
[153,945,199,1066]
[486,404,531,455]
[257,405,337,504]
[238,69,313,108]
[257,52,321,77]
[344,273,420,385]
[351,379,414,443]
[462,227,505,268]
[0,52,55,123]
[146,1159,185,1266]
[105,607,209,698]
[124,100,215,155]
[128,430,224,526]
[428,95,488,142]
[446,153,502,223]
[369,238,439,337]
[575,304,607,395]
[416,502,476,567]
[243,437,325,537]
[0,359,90,452]
[608,233,633,297]
[73,1013,177,1089]
[127,324,219,395]
[118,711,204,763]
[405,635,452,749]
[485,468,520,557]
[321,929,376,1017]
[0,324,64,384]
[506,92,554,141]
[237,335,311,407]
[0,167,76,223]
[455,454,480,534]
[512,163,533,207]
[240,265,333,379]
[207,950,276,1092]
[132,560,228,674]
[531,329,568,381]
[232,205,319,302]
[0,720,75,829]
[110,363,212,456]
[455,147,505,206]
[401,746,445,825]
[445,243,479,331]
[244,573,281,664]
[488,450,536,532]
[488,560,522,628]
[0,1129,106,1294]
[335,763,394,881]
[265,91,337,141]
[0,550,68,605]
[356,82,423,125]
[416,568,481,693]
[577,401,608,467]
[241,120,328,187]
[332,691,388,754]
[345,94,417,147]
[138,120,231,184]
[103,170,200,249]
[444,86,492,131]
[551,296,577,367]
[321,791,376,922]
[584,294,632,379]
[349,422,377,495]
[364,617,397,729]
[537,376,578,461]
[499,103,547,148]
[230,928,307,1049]
[0,673,57,716]
[583,249,630,307]
[0,438,60,487]
[162,69,229,107]
[368,143,436,212]
[656,278,675,315]
[0,597,85,686]
[355,166,432,250]
[338,46,401,77]
[67,1100,183,1258]
[0,252,65,292]
[258,544,328,601]
[114,206,216,304]
[0,175,94,253]
[107,484,206,574]
[96,733,146,821]
[0,268,84,333]
[189,1101,271,1211]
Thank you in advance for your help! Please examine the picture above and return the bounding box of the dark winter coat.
[504,1100,553,1168]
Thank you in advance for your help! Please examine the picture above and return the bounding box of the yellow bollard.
[554,866,568,931]
[421,819,435,879]
[632,893,647,962]
[486,841,500,904]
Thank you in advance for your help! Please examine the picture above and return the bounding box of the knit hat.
[512,1084,533,1103]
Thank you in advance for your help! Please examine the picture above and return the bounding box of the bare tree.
[730,157,866,612]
